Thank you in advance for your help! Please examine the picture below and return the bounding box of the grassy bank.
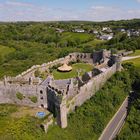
[123,57,140,70]
[129,50,140,56]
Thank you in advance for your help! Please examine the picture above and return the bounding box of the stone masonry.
[0,49,122,128]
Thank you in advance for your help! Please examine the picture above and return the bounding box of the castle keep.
[0,50,122,128]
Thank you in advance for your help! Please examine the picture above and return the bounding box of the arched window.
[40,90,43,94]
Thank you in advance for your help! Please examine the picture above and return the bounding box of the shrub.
[49,64,61,73]
[16,92,24,100]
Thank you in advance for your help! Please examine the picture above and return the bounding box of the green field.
[124,57,140,70]
[84,39,106,46]
[53,63,93,80]
[129,50,140,56]
[0,32,97,79]
[61,32,93,42]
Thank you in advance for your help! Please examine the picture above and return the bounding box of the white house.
[74,29,85,33]
[102,27,108,31]
[102,27,112,33]
[56,28,65,33]
[120,29,126,32]
[93,30,98,34]
[99,34,113,40]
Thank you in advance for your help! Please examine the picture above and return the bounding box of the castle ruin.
[0,50,122,128]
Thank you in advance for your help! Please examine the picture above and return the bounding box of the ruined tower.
[55,95,67,128]
[110,54,122,71]
[115,55,122,71]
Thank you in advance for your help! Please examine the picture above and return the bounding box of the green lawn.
[53,63,93,80]
[61,32,93,42]
[129,50,140,56]
[84,39,106,46]
[124,57,140,70]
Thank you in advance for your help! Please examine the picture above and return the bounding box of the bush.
[49,64,61,73]
[16,92,24,100]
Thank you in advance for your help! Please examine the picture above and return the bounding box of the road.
[122,55,140,61]
[98,55,140,140]
[99,97,128,140]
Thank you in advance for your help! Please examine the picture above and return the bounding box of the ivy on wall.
[28,96,38,103]
[16,92,24,100]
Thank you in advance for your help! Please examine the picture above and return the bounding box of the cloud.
[5,1,33,7]
[0,1,140,21]
[0,0,50,21]
[136,0,140,3]
[81,6,140,21]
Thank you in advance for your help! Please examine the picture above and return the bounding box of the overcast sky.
[0,0,140,21]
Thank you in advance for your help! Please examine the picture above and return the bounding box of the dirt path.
[122,55,140,61]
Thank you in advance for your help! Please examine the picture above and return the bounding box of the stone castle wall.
[0,83,47,107]
[0,51,98,109]
[14,52,97,79]
[66,64,117,113]
[0,50,118,129]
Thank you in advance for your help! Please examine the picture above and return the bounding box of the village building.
[74,29,85,33]
[99,34,113,40]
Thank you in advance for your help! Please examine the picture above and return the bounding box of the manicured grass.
[129,50,140,56]
[124,57,140,70]
[53,63,93,80]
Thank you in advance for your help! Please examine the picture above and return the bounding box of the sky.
[0,0,140,21]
